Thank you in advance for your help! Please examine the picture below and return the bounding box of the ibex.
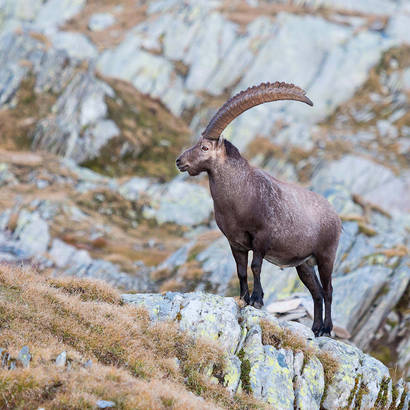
[176,82,341,336]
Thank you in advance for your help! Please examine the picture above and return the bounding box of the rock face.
[123,292,409,409]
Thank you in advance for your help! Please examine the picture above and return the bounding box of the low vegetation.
[260,319,339,381]
[0,263,264,409]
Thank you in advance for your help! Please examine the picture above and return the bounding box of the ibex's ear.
[217,134,224,148]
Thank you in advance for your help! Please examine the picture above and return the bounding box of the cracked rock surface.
[123,292,409,409]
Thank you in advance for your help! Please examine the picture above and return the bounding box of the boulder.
[122,292,409,409]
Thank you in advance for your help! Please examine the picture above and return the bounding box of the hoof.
[312,325,332,338]
[250,294,264,309]
[251,301,263,309]
[240,293,250,305]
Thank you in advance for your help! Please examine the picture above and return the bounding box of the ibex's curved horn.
[202,82,313,140]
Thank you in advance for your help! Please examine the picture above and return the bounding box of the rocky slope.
[123,291,409,409]
[0,0,409,391]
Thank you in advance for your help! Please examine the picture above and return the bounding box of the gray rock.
[96,400,116,409]
[12,210,50,257]
[387,13,410,45]
[51,32,98,60]
[32,71,115,163]
[0,0,44,24]
[352,262,410,350]
[118,177,151,201]
[55,351,67,367]
[88,13,116,32]
[49,238,92,269]
[332,266,390,334]
[143,180,213,226]
[317,337,392,409]
[159,241,194,271]
[34,0,86,30]
[196,237,236,294]
[0,163,18,186]
[17,346,31,368]
[312,155,410,213]
[0,62,27,107]
[83,359,92,369]
[294,353,324,410]
[122,291,401,408]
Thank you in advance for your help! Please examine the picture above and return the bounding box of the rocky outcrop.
[122,292,409,409]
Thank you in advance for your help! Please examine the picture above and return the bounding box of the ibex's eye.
[201,146,209,151]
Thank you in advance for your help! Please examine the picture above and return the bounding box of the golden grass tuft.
[0,263,264,409]
[47,276,122,304]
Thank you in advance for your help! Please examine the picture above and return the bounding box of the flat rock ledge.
[122,292,409,410]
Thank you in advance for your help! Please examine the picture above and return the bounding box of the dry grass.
[260,319,339,385]
[0,263,264,409]
[47,277,122,304]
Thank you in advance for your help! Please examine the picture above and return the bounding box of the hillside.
[0,264,408,409]
[0,0,409,402]
[0,263,263,409]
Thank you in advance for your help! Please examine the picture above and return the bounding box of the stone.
[32,72,115,163]
[0,163,18,186]
[312,155,410,213]
[0,0,44,24]
[34,0,86,30]
[88,13,116,32]
[143,180,213,226]
[55,351,67,367]
[158,241,194,271]
[294,355,324,410]
[51,32,98,60]
[387,13,410,45]
[17,346,31,368]
[49,238,92,269]
[196,237,236,294]
[332,266,390,334]
[121,292,402,408]
[96,400,116,409]
[0,62,27,107]
[352,262,410,350]
[12,210,50,257]
[118,177,151,201]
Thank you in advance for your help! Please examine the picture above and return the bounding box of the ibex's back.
[176,82,341,337]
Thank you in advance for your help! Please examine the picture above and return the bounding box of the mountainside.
[0,264,408,409]
[0,0,409,403]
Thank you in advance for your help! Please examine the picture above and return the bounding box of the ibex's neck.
[207,143,251,205]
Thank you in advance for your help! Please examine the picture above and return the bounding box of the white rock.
[88,13,116,32]
[144,180,213,226]
[35,0,86,30]
[52,32,98,60]
[13,210,50,257]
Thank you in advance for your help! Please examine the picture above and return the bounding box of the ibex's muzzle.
[176,155,188,172]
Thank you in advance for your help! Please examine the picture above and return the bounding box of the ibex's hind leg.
[250,252,264,309]
[296,262,324,337]
[316,252,335,337]
[230,246,250,304]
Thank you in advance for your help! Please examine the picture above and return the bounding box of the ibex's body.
[176,82,341,336]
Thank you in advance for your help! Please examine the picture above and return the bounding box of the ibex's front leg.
[230,246,250,304]
[250,252,264,309]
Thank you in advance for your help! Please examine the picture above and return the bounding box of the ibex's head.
[176,81,313,176]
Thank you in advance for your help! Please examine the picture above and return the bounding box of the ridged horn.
[202,82,313,140]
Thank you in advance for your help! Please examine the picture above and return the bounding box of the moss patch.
[374,377,391,409]
[83,77,191,181]
[0,76,58,151]
[237,348,252,394]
